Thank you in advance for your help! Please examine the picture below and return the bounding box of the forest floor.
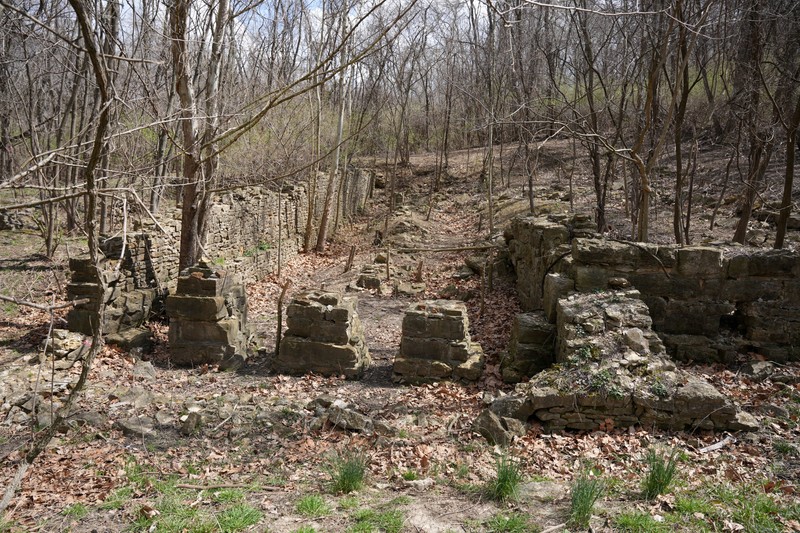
[1,143,800,532]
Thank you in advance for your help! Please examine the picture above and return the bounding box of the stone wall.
[505,215,800,362]
[482,290,757,437]
[393,300,484,383]
[67,170,373,337]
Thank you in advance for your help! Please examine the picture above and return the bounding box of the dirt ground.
[1,143,799,532]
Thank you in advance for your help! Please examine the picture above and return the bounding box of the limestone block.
[169,317,239,346]
[501,312,556,382]
[276,290,369,378]
[394,299,483,382]
[573,238,639,267]
[473,409,527,446]
[747,249,799,277]
[286,317,351,345]
[676,246,723,278]
[543,274,574,322]
[660,300,735,336]
[166,295,228,321]
[402,311,467,341]
[673,377,735,418]
[574,266,610,292]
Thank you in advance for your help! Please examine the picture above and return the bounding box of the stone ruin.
[473,212,800,442]
[477,289,758,444]
[166,260,248,368]
[506,214,800,363]
[393,300,484,383]
[274,290,370,378]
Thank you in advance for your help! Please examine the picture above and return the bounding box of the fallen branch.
[0,294,89,311]
[698,434,735,453]
[175,483,282,491]
[395,244,500,253]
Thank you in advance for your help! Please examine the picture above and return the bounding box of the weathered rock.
[396,282,426,297]
[501,312,556,383]
[116,416,155,438]
[473,409,527,446]
[327,405,373,432]
[132,360,157,382]
[505,213,800,363]
[45,329,85,357]
[180,412,203,436]
[106,328,154,353]
[478,289,756,437]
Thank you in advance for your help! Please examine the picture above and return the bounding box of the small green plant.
[650,378,669,399]
[296,494,330,517]
[401,470,418,481]
[485,455,523,502]
[339,495,359,510]
[211,488,245,504]
[485,512,534,532]
[614,511,670,532]
[100,486,134,510]
[642,448,679,500]
[292,527,318,533]
[455,462,470,479]
[63,503,89,519]
[569,472,605,530]
[327,451,367,494]
[134,492,215,532]
[217,503,262,532]
[350,508,404,533]
[674,495,714,516]
[589,369,613,391]
[773,439,798,456]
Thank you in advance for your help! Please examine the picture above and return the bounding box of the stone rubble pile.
[481,290,758,440]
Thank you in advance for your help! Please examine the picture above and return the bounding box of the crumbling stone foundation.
[506,214,800,362]
[166,260,248,368]
[482,290,757,438]
[275,290,370,378]
[393,300,484,383]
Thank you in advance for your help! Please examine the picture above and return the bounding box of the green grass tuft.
[296,494,330,517]
[62,503,89,519]
[614,511,671,532]
[216,503,262,532]
[569,472,604,529]
[642,448,679,500]
[349,508,404,533]
[485,455,523,502]
[485,512,536,532]
[401,470,418,481]
[327,451,368,494]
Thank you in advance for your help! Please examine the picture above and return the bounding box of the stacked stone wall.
[166,261,248,367]
[393,300,484,383]
[67,170,373,337]
[505,215,800,362]
[275,290,370,378]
